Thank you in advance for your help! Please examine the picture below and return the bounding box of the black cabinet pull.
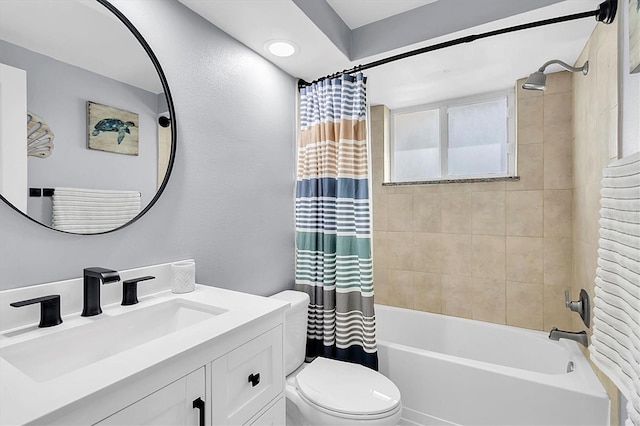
[248,372,260,387]
[192,397,204,426]
[10,294,62,327]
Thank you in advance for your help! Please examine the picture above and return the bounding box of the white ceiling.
[0,0,604,109]
[0,0,163,94]
[179,0,602,109]
[326,0,438,29]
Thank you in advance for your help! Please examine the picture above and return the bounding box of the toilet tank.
[270,290,309,375]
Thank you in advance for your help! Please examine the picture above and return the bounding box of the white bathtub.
[375,304,609,426]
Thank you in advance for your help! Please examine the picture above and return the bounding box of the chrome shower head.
[522,71,547,91]
[522,60,589,91]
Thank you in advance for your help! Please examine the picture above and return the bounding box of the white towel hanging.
[52,187,141,234]
[590,153,640,426]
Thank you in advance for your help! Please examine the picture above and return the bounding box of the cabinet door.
[211,326,283,425]
[95,367,206,425]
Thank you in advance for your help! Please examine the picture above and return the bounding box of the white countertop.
[0,279,288,425]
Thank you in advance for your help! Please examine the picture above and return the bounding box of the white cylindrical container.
[171,261,195,293]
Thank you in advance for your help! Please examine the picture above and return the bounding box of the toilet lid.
[295,357,401,416]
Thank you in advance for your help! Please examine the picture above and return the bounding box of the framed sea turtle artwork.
[87,101,139,155]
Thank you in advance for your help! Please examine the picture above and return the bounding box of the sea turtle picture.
[92,118,135,144]
[87,101,139,155]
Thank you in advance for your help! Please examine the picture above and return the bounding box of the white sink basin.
[1,299,227,382]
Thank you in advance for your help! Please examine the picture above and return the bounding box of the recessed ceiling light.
[265,40,298,57]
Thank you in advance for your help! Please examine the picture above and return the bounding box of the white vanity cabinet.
[0,276,289,426]
[93,325,284,426]
[95,367,206,425]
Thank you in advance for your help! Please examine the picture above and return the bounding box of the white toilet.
[271,290,402,426]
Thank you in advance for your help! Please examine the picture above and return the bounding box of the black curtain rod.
[298,0,617,89]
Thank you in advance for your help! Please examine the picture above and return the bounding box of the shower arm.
[538,59,589,75]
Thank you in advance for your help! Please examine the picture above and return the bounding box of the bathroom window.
[390,90,515,182]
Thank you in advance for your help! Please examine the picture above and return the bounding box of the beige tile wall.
[572,18,620,426]
[371,71,575,331]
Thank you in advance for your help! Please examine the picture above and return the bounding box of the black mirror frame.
[0,0,177,235]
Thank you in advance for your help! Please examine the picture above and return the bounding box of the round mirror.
[0,0,176,234]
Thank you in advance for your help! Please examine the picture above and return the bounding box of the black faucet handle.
[10,294,63,327]
[122,276,155,306]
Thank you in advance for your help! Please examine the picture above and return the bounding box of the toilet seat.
[294,357,401,419]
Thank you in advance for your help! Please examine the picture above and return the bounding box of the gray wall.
[0,40,159,223]
[0,0,297,296]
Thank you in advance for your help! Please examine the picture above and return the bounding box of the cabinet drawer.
[211,326,283,425]
[248,398,285,426]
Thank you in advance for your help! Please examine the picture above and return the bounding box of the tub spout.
[549,327,588,347]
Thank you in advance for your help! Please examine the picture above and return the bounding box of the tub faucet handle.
[564,289,590,327]
[564,290,579,310]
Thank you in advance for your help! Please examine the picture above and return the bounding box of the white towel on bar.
[590,153,640,426]
[52,187,141,234]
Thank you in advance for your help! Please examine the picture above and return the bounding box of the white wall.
[0,0,297,296]
[0,63,27,213]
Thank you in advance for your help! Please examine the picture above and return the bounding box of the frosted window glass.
[448,98,507,176]
[393,109,440,181]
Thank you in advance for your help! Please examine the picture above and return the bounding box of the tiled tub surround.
[572,17,621,426]
[371,72,575,331]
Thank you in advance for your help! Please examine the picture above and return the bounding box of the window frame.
[388,89,516,183]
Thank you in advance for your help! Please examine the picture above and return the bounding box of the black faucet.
[82,267,120,317]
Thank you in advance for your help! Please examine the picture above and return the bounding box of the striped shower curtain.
[294,73,378,370]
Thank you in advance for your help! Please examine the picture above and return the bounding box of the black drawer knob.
[248,372,260,387]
